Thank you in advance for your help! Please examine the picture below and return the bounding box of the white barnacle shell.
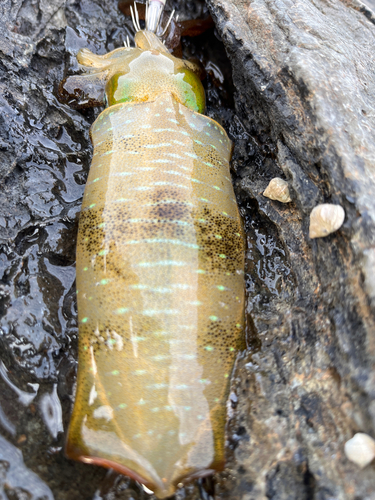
[309,203,345,239]
[263,177,292,203]
[344,433,375,468]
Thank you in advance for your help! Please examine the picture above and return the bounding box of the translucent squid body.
[63,4,245,498]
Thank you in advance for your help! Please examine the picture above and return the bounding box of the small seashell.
[309,203,345,239]
[344,433,375,468]
[263,177,292,203]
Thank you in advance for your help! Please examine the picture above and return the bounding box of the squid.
[61,1,245,497]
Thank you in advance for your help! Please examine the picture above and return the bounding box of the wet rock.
[0,434,54,500]
[206,0,375,498]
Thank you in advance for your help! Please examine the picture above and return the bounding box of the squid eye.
[176,68,206,114]
[105,74,136,107]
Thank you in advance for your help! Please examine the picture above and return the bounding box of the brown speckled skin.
[65,31,245,499]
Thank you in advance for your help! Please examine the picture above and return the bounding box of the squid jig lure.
[61,1,245,497]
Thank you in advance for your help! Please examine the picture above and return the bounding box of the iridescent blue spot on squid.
[135,370,147,375]
[127,238,198,248]
[166,153,183,159]
[152,355,169,361]
[199,379,210,384]
[145,143,171,149]
[179,354,196,360]
[129,283,148,289]
[143,309,179,316]
[136,260,188,268]
[148,383,168,389]
[185,152,198,159]
[116,307,129,314]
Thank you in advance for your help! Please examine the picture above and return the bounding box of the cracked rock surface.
[0,0,375,498]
